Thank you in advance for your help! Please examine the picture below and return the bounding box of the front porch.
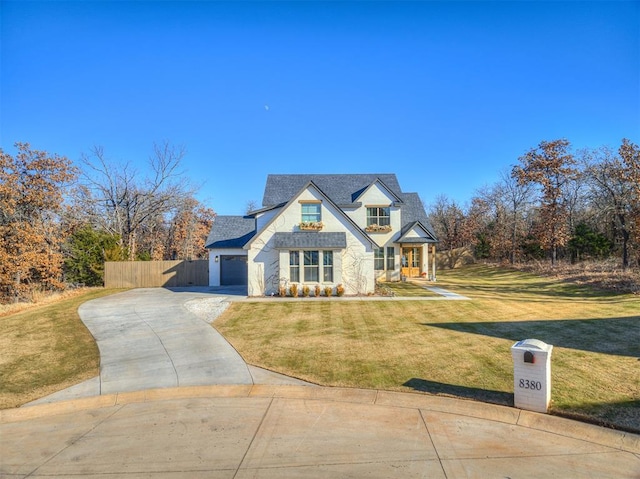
[400,243,437,281]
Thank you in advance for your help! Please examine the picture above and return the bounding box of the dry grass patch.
[512,259,640,295]
[215,265,640,431]
[0,288,123,408]
[0,288,94,317]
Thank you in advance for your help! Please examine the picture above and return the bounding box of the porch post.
[431,244,437,281]
[424,243,429,279]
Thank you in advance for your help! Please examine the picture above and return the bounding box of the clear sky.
[1,1,638,215]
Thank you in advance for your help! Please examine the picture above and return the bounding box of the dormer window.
[366,206,390,227]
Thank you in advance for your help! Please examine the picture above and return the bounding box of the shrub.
[336,284,345,296]
[314,285,321,297]
[302,285,310,297]
[324,286,332,297]
[290,283,298,297]
[375,282,394,297]
[278,285,286,297]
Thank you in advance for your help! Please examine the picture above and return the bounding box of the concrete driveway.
[10,288,638,477]
[81,288,255,394]
[29,288,307,405]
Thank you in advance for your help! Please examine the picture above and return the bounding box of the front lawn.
[379,280,439,297]
[0,288,122,408]
[215,264,640,432]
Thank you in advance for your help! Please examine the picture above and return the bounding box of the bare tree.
[580,146,632,268]
[245,200,258,214]
[427,195,465,251]
[426,195,467,268]
[497,169,534,264]
[166,198,216,260]
[75,141,195,260]
[617,138,640,266]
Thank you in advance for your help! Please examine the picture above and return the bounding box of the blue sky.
[1,1,638,215]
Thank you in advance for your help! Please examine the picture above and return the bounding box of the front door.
[401,247,421,278]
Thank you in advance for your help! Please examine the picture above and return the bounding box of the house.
[206,174,438,296]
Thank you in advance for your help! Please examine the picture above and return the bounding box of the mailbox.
[511,339,553,413]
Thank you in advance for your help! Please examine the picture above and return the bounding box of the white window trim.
[366,205,391,227]
[300,202,322,223]
[289,249,335,283]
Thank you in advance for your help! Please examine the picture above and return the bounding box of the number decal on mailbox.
[519,379,542,390]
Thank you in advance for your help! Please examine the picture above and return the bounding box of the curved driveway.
[9,288,638,477]
[79,288,254,394]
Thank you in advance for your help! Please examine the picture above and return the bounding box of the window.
[290,250,334,283]
[301,203,321,223]
[366,207,390,226]
[374,247,385,270]
[411,247,420,267]
[323,251,333,282]
[304,250,319,282]
[386,246,395,270]
[290,251,300,283]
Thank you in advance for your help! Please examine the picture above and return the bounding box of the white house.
[206,174,438,296]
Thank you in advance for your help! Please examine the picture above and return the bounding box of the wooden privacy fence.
[104,260,209,288]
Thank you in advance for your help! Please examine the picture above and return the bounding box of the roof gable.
[248,173,438,244]
[396,221,438,244]
[399,192,437,239]
[353,178,403,204]
[262,174,403,207]
[246,180,376,249]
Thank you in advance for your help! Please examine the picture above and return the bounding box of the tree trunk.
[622,229,629,270]
[12,271,20,303]
[618,212,629,270]
[128,233,137,261]
[511,212,517,264]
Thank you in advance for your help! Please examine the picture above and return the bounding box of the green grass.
[215,264,640,431]
[0,288,123,408]
[380,281,439,297]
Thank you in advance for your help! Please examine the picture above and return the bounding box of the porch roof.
[273,232,347,249]
[395,237,432,244]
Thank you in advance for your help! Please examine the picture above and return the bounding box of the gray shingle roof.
[263,174,437,241]
[397,237,431,244]
[205,216,256,249]
[398,193,438,240]
[273,232,347,249]
[262,174,403,207]
[207,174,438,250]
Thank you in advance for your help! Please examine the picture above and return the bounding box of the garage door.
[220,255,248,285]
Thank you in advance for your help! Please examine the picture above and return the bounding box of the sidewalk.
[2,385,639,478]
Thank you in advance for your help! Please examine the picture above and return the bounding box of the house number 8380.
[519,379,542,390]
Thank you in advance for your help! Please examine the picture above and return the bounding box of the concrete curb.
[3,385,638,455]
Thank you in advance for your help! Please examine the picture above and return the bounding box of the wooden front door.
[401,247,421,278]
